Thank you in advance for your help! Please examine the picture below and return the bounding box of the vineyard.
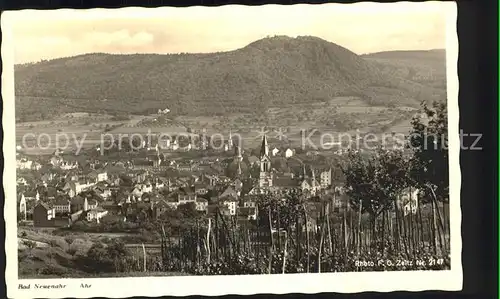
[20,101,450,277]
[115,101,450,276]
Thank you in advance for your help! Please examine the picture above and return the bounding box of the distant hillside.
[15,36,446,121]
[361,49,446,90]
[362,49,445,61]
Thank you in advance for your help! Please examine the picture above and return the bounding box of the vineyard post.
[425,184,445,254]
[196,219,201,270]
[417,201,424,249]
[357,198,362,254]
[161,224,167,270]
[142,243,147,272]
[409,188,415,256]
[343,202,348,265]
[160,226,165,270]
[206,217,211,264]
[295,208,301,269]
[277,204,281,251]
[302,203,310,273]
[256,227,260,270]
[282,230,288,274]
[318,209,326,273]
[381,208,386,254]
[326,199,333,255]
[268,207,274,274]
[394,198,402,252]
[215,206,219,260]
[402,205,410,257]
[442,199,448,249]
[350,203,354,249]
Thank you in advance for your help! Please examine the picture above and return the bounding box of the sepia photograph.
[3,2,461,297]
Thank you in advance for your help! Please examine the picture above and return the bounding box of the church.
[248,135,322,195]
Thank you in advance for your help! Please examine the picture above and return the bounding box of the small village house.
[33,202,56,227]
[86,207,108,223]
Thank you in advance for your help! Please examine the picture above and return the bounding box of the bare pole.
[282,231,288,274]
[268,207,274,274]
[142,243,147,272]
[206,218,211,264]
[302,203,310,273]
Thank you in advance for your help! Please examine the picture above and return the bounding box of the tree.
[256,191,305,230]
[342,148,410,229]
[78,239,130,273]
[407,101,449,254]
[407,100,448,202]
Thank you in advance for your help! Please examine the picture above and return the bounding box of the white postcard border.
[3,2,462,298]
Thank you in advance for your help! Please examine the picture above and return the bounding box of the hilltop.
[15,36,446,122]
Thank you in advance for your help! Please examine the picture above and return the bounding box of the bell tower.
[259,134,273,188]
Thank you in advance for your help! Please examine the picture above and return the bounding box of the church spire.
[228,129,233,149]
[236,144,243,162]
[237,161,242,176]
[260,134,269,158]
[312,168,316,187]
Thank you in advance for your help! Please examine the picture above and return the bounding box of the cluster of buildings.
[17,133,342,229]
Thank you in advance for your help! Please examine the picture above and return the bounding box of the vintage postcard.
[3,2,461,298]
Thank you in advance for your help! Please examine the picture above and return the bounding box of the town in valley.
[13,5,451,278]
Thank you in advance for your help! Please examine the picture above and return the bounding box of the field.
[17,226,170,278]
[15,95,418,156]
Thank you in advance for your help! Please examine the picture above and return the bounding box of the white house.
[285,148,294,158]
[178,193,197,205]
[271,147,280,157]
[77,181,95,193]
[83,197,98,211]
[320,168,332,188]
[16,158,33,170]
[19,194,27,220]
[60,160,79,170]
[172,140,179,151]
[86,208,108,223]
[221,199,238,216]
[64,180,95,198]
[242,198,257,208]
[97,171,108,182]
[401,188,420,216]
[17,177,28,186]
[53,199,71,214]
[195,198,208,212]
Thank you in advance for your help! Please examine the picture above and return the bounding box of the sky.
[5,2,451,64]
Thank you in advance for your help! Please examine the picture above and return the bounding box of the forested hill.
[15,36,446,120]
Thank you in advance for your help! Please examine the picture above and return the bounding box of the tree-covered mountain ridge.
[15,35,446,119]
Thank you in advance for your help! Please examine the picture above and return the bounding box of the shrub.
[22,240,37,249]
[39,266,67,276]
[49,238,69,251]
[69,238,93,256]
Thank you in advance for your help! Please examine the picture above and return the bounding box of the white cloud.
[122,31,154,47]
[82,30,154,48]
[8,2,450,63]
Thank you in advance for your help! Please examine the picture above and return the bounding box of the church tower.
[259,134,273,188]
[237,161,242,176]
[228,129,233,151]
[235,143,243,162]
